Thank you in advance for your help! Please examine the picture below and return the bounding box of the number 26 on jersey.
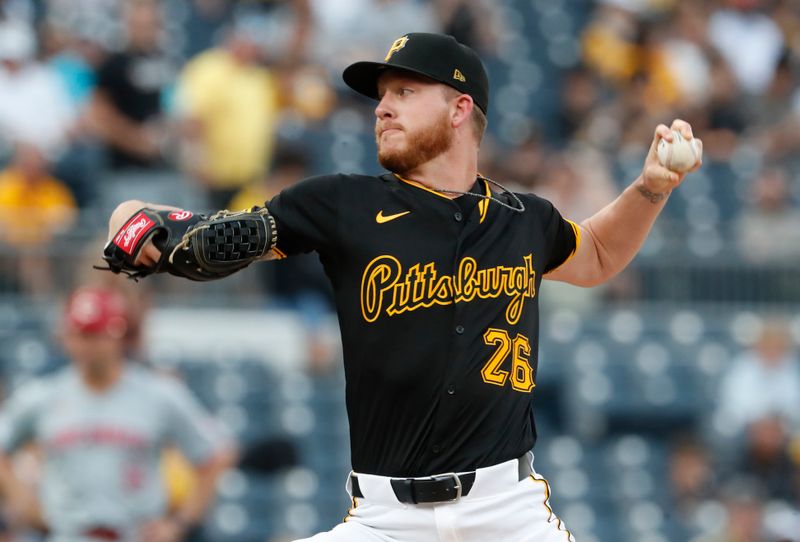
[481,328,535,393]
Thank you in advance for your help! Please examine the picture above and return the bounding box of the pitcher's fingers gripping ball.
[97,207,277,281]
[640,121,703,201]
[657,130,702,173]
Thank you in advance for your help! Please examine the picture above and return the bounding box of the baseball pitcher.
[99,33,701,542]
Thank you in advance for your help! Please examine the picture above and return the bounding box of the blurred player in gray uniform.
[0,286,237,542]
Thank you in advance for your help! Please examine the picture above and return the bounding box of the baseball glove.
[97,207,277,281]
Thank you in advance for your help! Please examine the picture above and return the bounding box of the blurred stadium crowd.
[0,0,799,541]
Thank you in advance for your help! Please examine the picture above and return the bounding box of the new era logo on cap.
[343,32,490,114]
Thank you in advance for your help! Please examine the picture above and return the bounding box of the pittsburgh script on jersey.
[361,254,537,325]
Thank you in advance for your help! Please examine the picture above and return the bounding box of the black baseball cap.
[343,33,489,114]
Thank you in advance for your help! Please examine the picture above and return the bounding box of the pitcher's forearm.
[581,176,669,277]
[545,120,701,287]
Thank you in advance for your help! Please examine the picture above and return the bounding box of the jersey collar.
[392,173,493,224]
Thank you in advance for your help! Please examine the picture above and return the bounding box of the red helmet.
[63,286,128,338]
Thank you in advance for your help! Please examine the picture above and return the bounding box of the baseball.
[657,130,700,173]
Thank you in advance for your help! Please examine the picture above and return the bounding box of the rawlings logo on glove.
[96,207,277,281]
[114,212,157,255]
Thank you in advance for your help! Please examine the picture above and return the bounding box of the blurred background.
[1,0,800,540]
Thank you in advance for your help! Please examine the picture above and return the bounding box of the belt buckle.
[431,472,462,502]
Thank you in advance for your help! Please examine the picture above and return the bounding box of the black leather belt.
[350,454,533,504]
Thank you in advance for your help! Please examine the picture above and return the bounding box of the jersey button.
[432,444,441,453]
[447,385,456,395]
[455,325,465,335]
[454,212,463,222]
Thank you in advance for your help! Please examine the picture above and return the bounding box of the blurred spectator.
[579,0,797,170]
[228,144,308,212]
[554,67,602,144]
[37,19,111,207]
[0,19,77,161]
[695,53,748,160]
[749,52,796,131]
[0,285,236,540]
[611,72,665,150]
[654,2,713,109]
[691,477,768,542]
[581,4,642,86]
[708,0,785,96]
[247,0,312,65]
[229,144,336,370]
[627,25,682,112]
[42,20,108,111]
[179,0,313,63]
[434,0,497,54]
[0,143,77,245]
[175,16,282,209]
[584,4,711,118]
[734,415,800,502]
[534,146,617,223]
[194,1,313,66]
[0,143,77,297]
[735,167,800,264]
[496,131,547,191]
[715,319,800,436]
[770,0,800,55]
[534,146,618,312]
[667,435,718,521]
[754,53,800,161]
[88,0,174,171]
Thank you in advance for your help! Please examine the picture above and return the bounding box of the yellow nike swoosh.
[376,210,411,224]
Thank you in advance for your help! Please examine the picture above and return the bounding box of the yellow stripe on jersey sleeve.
[545,219,582,274]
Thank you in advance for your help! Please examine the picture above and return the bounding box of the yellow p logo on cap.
[385,36,409,61]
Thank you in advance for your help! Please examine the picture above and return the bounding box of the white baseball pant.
[293,454,575,542]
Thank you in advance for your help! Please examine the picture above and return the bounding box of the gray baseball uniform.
[0,365,228,542]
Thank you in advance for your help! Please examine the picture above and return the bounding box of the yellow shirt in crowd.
[178,49,281,189]
[0,169,77,246]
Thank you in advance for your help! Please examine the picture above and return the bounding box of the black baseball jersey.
[266,173,579,477]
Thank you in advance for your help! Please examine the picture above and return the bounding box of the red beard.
[376,110,454,174]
